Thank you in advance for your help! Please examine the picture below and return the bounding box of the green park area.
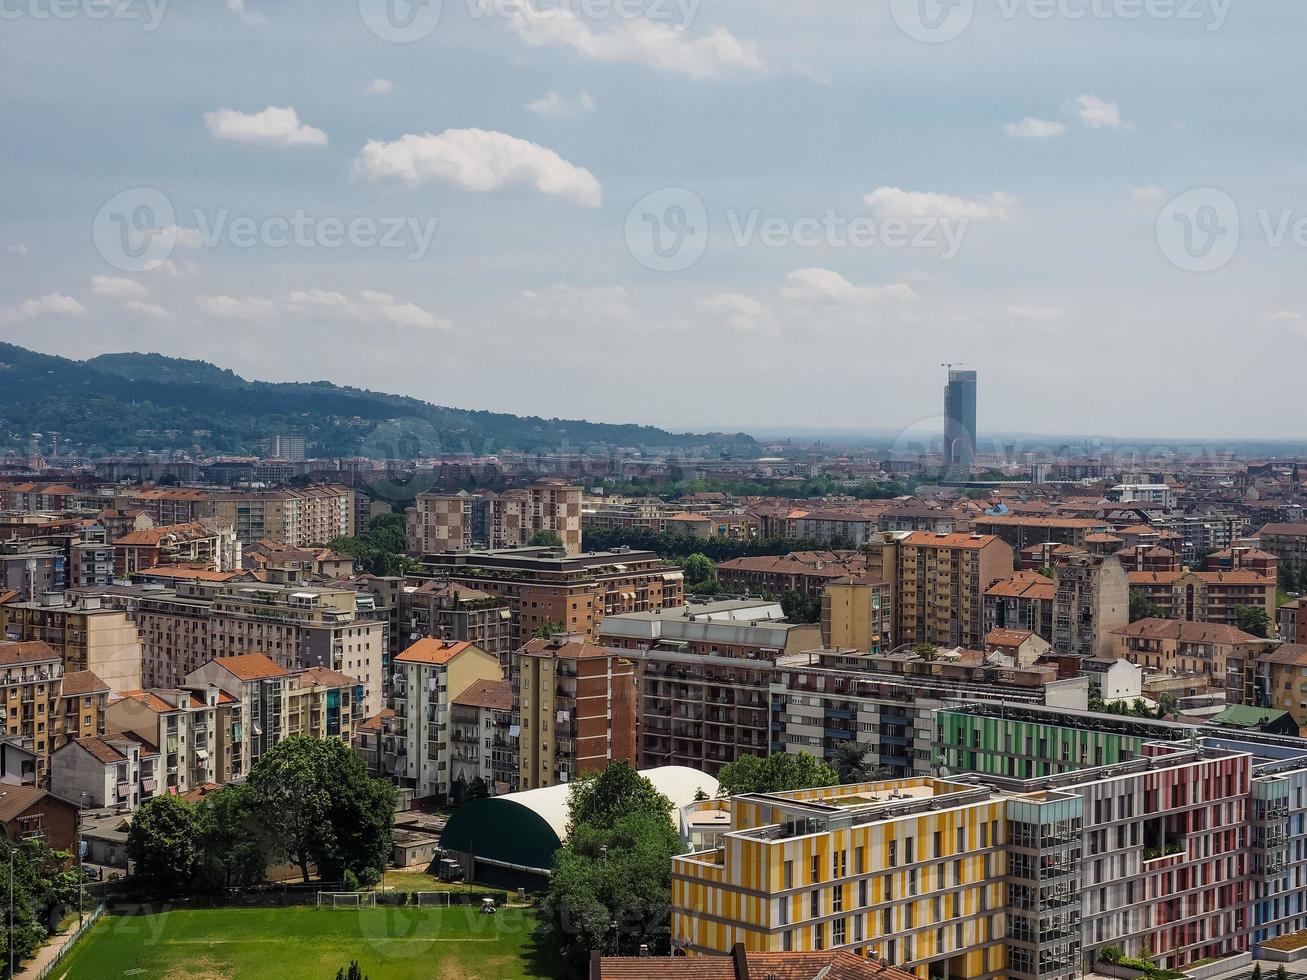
[57,906,549,980]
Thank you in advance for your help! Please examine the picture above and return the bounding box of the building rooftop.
[452,678,512,712]
[208,653,288,681]
[394,638,474,666]
[1111,618,1264,644]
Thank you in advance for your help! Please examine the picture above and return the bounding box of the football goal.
[415,891,452,907]
[317,891,377,909]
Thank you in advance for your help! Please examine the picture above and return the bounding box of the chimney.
[731,943,750,980]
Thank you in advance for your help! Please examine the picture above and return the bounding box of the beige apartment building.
[406,481,583,556]
[512,634,637,791]
[210,486,355,547]
[821,577,893,653]
[106,687,233,795]
[1,592,142,693]
[389,638,502,800]
[1127,569,1276,628]
[880,531,1015,651]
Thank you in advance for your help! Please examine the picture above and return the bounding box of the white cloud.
[780,268,917,305]
[504,4,764,80]
[699,293,777,334]
[226,0,264,25]
[1005,117,1066,140]
[519,283,635,325]
[1075,94,1122,129]
[865,187,1016,222]
[204,106,327,147]
[354,129,602,208]
[1267,310,1304,322]
[367,79,394,95]
[1131,185,1166,202]
[126,300,171,319]
[91,275,150,299]
[6,244,28,254]
[0,294,86,323]
[1006,304,1067,322]
[526,90,596,119]
[197,290,445,329]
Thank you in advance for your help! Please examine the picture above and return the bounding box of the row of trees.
[0,838,87,969]
[581,528,858,563]
[327,512,420,577]
[128,736,396,897]
[682,553,822,623]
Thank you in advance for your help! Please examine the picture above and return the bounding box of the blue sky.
[1,0,1305,440]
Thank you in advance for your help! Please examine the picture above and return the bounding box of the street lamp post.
[9,845,15,980]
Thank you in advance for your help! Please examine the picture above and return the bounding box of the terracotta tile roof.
[520,636,617,661]
[973,516,1106,529]
[597,951,916,980]
[295,666,359,689]
[452,678,512,711]
[211,653,288,681]
[134,567,248,582]
[1259,523,1307,536]
[114,521,216,546]
[114,690,181,713]
[394,638,473,666]
[60,670,109,696]
[1256,643,1307,667]
[181,783,222,804]
[0,641,61,667]
[902,531,1002,549]
[0,591,17,606]
[984,572,1055,601]
[987,627,1036,647]
[0,785,54,824]
[1127,570,1274,586]
[72,735,129,765]
[357,708,395,733]
[1112,618,1262,644]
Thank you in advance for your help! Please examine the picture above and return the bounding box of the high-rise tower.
[944,368,977,470]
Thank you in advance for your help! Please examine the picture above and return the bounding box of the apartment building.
[821,578,892,653]
[883,532,1014,651]
[672,777,1016,977]
[185,654,284,775]
[772,644,1087,779]
[0,592,142,693]
[0,543,65,601]
[1050,554,1129,659]
[512,634,636,791]
[1110,619,1272,693]
[78,580,386,715]
[1127,569,1276,628]
[0,641,109,785]
[390,638,502,800]
[210,486,355,547]
[1258,523,1307,576]
[599,599,820,775]
[106,687,232,795]
[112,520,241,576]
[406,482,583,555]
[970,516,1110,551]
[786,510,879,546]
[716,552,872,600]
[449,677,514,798]
[419,546,683,647]
[984,572,1055,639]
[50,733,159,810]
[386,579,513,664]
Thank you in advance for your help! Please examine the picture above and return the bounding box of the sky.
[1,0,1306,442]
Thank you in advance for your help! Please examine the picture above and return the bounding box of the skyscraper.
[944,368,978,470]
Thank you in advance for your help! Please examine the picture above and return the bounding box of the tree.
[248,736,396,884]
[335,962,367,980]
[532,620,566,639]
[566,761,672,833]
[1251,964,1262,980]
[127,796,202,897]
[717,752,839,797]
[682,553,719,594]
[780,589,820,624]
[197,784,266,892]
[832,741,882,785]
[1156,693,1180,720]
[912,641,938,661]
[466,777,490,802]
[541,767,682,977]
[1129,589,1165,623]
[528,530,564,548]
[1236,604,1271,639]
[1276,965,1288,980]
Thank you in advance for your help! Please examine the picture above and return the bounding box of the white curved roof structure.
[492,765,719,842]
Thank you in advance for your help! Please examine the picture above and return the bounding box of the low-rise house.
[50,734,159,811]
[0,784,77,852]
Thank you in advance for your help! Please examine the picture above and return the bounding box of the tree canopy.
[717,752,839,796]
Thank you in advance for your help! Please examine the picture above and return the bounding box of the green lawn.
[56,906,551,980]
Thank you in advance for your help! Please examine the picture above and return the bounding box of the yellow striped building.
[672,777,1068,980]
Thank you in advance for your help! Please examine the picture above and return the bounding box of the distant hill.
[0,343,757,459]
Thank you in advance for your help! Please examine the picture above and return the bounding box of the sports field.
[55,905,550,980]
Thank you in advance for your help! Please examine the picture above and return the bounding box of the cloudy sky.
[1,0,1304,440]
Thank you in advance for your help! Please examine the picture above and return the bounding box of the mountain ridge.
[0,343,757,459]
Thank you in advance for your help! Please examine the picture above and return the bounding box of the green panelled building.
[938,708,1147,779]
